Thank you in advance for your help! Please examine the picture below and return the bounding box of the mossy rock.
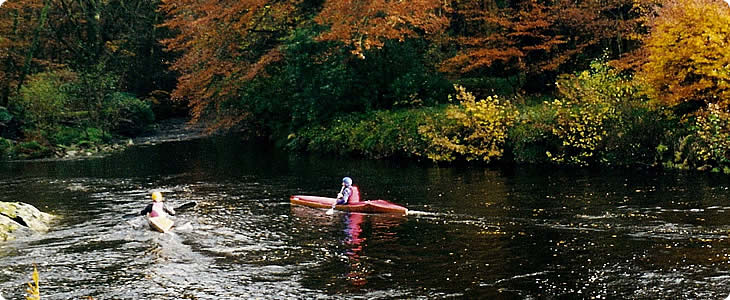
[0,217,23,241]
[0,202,55,234]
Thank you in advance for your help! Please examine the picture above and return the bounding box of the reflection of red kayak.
[290,195,408,214]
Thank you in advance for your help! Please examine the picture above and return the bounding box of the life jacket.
[349,185,361,204]
[149,202,165,217]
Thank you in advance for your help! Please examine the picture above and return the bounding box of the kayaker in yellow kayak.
[140,191,176,217]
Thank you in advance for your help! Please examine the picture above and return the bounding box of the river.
[0,134,729,299]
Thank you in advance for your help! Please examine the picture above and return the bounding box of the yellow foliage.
[26,265,39,300]
[694,103,730,165]
[549,98,615,166]
[547,61,632,166]
[641,0,730,110]
[419,85,518,162]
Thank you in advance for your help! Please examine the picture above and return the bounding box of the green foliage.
[600,98,674,167]
[69,65,122,131]
[50,126,110,148]
[0,137,13,159]
[419,85,519,162]
[79,127,111,146]
[288,108,434,159]
[667,103,730,170]
[349,39,451,110]
[6,67,152,157]
[0,106,12,124]
[507,104,559,164]
[15,70,75,132]
[102,92,154,136]
[292,84,521,164]
[226,28,451,138]
[281,27,357,127]
[50,126,85,146]
[15,140,52,159]
[694,103,730,166]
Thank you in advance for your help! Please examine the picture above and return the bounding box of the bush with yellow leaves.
[546,61,651,166]
[693,103,730,169]
[418,85,518,162]
[547,99,614,166]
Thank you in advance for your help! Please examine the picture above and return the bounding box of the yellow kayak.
[147,215,174,233]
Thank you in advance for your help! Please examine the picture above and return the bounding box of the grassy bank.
[286,63,730,174]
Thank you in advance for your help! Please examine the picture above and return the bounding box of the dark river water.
[1,134,730,299]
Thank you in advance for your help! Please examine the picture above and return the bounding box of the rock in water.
[0,202,55,241]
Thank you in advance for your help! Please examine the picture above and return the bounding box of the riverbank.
[285,69,730,174]
[0,118,208,162]
[59,118,208,160]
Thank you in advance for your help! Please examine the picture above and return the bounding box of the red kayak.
[290,195,408,214]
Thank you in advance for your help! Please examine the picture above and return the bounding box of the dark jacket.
[336,185,352,205]
[140,202,176,216]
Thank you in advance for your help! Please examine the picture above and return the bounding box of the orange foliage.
[315,0,448,56]
[442,0,647,78]
[160,0,296,127]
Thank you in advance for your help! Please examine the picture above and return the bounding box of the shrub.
[600,100,674,167]
[507,104,559,164]
[418,84,519,162]
[0,137,13,159]
[14,70,76,132]
[15,141,52,159]
[691,103,730,168]
[0,106,12,124]
[103,92,154,136]
[546,61,659,166]
[288,108,434,159]
[50,126,86,146]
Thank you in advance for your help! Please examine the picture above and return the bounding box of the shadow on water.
[0,134,730,298]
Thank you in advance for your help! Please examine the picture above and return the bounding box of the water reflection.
[343,213,367,287]
[290,206,407,293]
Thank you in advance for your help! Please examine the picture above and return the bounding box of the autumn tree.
[314,0,448,57]
[640,0,730,112]
[0,0,50,107]
[160,0,301,129]
[441,0,650,93]
[160,0,449,130]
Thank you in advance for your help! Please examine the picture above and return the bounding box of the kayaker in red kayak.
[329,177,358,211]
[140,191,176,217]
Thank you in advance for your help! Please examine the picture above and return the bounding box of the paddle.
[123,201,197,219]
[326,186,345,215]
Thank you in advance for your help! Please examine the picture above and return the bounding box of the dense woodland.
[1,0,729,172]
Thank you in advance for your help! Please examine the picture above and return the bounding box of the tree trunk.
[16,0,49,93]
